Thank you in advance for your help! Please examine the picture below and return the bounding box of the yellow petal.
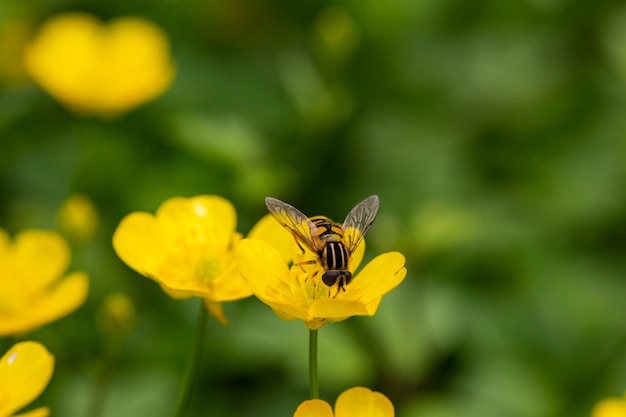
[369,392,395,417]
[156,196,237,251]
[204,300,228,325]
[348,237,365,273]
[309,298,369,319]
[0,342,54,417]
[344,252,406,309]
[247,214,294,264]
[335,387,394,417]
[303,318,328,330]
[23,13,101,110]
[0,228,9,251]
[269,302,313,322]
[235,238,291,299]
[0,271,89,336]
[160,284,193,300]
[201,255,253,301]
[13,407,50,417]
[23,13,174,115]
[156,256,252,301]
[11,230,70,291]
[236,239,310,317]
[99,17,174,113]
[112,212,166,278]
[271,306,303,322]
[593,398,626,417]
[293,399,334,417]
[27,270,88,325]
[363,296,382,316]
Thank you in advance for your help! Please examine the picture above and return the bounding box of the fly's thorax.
[309,216,344,243]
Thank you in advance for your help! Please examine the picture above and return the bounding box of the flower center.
[197,256,221,283]
[290,264,333,302]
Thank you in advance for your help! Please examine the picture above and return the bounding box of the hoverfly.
[265,195,380,295]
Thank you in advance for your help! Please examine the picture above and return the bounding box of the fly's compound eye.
[321,270,352,287]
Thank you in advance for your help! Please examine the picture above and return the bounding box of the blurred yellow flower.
[0,19,32,83]
[314,6,361,66]
[236,215,407,329]
[113,195,253,324]
[56,193,99,244]
[294,386,394,417]
[23,12,175,116]
[0,229,89,336]
[593,393,626,417]
[0,341,54,417]
[98,292,135,336]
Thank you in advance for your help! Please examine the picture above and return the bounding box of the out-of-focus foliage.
[1,0,625,416]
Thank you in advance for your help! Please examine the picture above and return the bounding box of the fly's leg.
[295,260,320,285]
[296,259,317,273]
[330,277,347,298]
[293,237,307,256]
[292,237,321,283]
[331,285,347,298]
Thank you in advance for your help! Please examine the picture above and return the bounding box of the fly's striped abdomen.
[315,220,352,292]
[323,241,349,271]
[321,241,352,290]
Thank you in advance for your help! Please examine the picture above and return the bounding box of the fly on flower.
[265,195,379,295]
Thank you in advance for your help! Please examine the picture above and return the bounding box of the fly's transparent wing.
[342,195,380,253]
[265,197,320,253]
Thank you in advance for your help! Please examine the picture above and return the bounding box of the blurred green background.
[1,0,626,416]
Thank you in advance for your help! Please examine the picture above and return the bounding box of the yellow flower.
[294,387,394,417]
[0,229,89,336]
[0,19,32,83]
[235,214,407,329]
[98,292,135,336]
[23,12,175,116]
[314,7,361,66]
[0,341,54,417]
[112,195,253,324]
[593,393,626,417]
[56,193,99,244]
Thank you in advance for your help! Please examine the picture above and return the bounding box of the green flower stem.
[87,340,119,417]
[173,300,208,417]
[309,328,319,399]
